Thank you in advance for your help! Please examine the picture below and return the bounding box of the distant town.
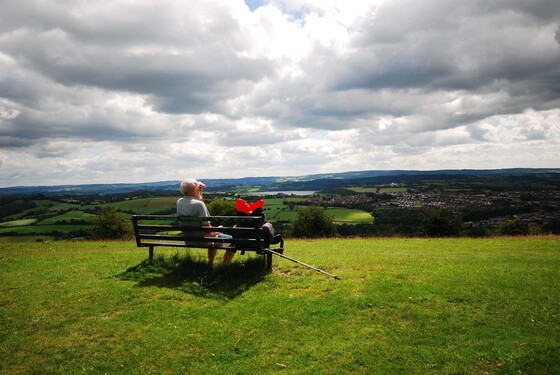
[308,187,560,232]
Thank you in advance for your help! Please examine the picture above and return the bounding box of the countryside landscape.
[1,169,559,374]
[1,168,559,240]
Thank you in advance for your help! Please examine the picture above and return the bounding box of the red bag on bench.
[236,199,264,215]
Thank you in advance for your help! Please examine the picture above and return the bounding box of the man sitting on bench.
[177,178,235,266]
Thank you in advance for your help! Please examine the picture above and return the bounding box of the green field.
[0,219,37,227]
[327,207,373,223]
[1,237,558,374]
[38,211,92,225]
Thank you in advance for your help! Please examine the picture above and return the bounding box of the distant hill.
[1,168,558,196]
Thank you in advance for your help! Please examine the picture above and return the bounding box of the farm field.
[0,219,37,227]
[1,237,558,374]
[349,187,409,193]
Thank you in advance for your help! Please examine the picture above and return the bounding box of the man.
[177,178,235,266]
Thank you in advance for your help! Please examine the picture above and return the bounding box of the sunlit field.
[1,237,558,374]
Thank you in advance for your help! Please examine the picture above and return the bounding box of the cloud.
[0,0,559,187]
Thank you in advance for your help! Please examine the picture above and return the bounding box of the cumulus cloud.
[0,0,559,186]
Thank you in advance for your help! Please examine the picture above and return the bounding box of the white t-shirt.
[177,196,211,226]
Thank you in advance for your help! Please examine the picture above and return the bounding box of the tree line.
[92,201,550,240]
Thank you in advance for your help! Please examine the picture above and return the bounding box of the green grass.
[1,237,559,374]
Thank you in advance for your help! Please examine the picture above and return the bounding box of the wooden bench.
[131,215,284,271]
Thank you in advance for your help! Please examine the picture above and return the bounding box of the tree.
[498,218,529,236]
[206,198,237,216]
[543,218,560,234]
[290,205,336,238]
[424,208,465,237]
[91,207,132,239]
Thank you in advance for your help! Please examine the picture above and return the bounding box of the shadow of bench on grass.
[117,253,268,300]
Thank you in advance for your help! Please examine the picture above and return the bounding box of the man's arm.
[196,201,221,236]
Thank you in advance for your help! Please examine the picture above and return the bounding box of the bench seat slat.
[136,225,259,234]
[137,241,283,252]
[137,233,261,245]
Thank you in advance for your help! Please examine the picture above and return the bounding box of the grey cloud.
[518,127,546,141]
[0,1,243,48]
[275,0,560,138]
[1,1,273,118]
[510,0,560,22]
[217,127,305,147]
[2,33,272,115]
[468,124,499,143]
[348,7,559,92]
[0,136,35,148]
[0,101,166,148]
[30,140,80,159]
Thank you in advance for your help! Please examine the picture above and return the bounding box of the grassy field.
[1,237,558,374]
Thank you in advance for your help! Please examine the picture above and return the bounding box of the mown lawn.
[1,237,558,374]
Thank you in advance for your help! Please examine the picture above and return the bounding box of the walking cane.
[266,249,340,280]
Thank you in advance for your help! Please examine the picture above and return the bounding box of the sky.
[1,0,559,187]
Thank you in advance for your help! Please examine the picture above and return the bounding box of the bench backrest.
[131,215,266,251]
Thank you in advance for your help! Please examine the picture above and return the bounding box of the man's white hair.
[180,178,206,195]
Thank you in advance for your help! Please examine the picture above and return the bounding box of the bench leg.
[149,246,154,261]
[266,251,273,273]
